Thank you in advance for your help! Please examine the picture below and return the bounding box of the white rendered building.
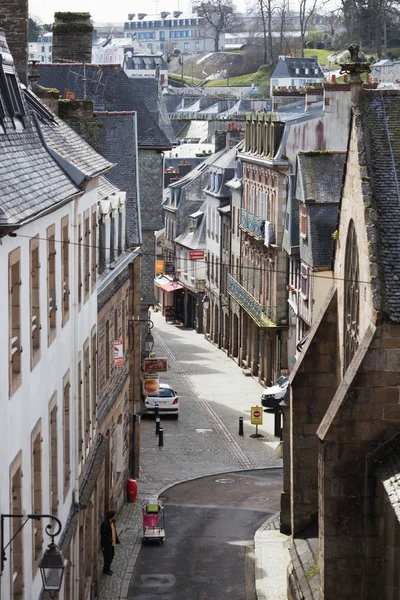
[0,30,112,599]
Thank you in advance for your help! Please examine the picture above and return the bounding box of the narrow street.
[99,310,283,600]
[139,309,282,495]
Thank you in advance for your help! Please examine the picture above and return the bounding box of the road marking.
[140,574,176,587]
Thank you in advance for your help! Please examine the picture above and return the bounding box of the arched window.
[344,221,360,371]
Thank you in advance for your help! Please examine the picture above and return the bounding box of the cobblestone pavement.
[98,310,283,599]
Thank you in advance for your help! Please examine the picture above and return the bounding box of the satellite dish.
[126,51,133,57]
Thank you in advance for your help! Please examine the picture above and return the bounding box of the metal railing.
[240,209,265,241]
[227,275,277,327]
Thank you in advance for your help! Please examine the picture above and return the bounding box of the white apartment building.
[123,12,219,54]
[28,32,52,63]
[0,30,112,599]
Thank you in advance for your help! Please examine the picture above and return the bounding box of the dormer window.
[189,218,196,233]
[0,57,25,122]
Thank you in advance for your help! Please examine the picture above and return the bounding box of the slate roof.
[296,153,346,268]
[175,202,207,249]
[93,112,140,246]
[24,90,112,186]
[0,124,79,226]
[297,153,346,204]
[38,64,175,149]
[361,90,400,321]
[271,56,324,80]
[0,86,79,227]
[98,176,119,199]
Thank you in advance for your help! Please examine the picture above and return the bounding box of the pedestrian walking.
[100,510,120,575]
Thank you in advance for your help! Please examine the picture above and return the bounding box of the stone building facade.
[283,61,400,600]
[231,113,289,384]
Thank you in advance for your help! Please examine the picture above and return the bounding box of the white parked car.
[261,376,289,408]
[143,383,179,419]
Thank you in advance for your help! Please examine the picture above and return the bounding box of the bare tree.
[276,0,290,55]
[298,0,327,56]
[193,0,236,51]
[253,0,275,64]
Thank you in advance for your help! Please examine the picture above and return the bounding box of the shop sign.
[165,261,175,275]
[144,357,168,373]
[114,339,124,367]
[189,250,205,260]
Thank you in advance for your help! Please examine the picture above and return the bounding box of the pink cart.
[142,500,165,545]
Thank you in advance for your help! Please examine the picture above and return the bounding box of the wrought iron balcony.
[228,274,277,327]
[240,209,264,241]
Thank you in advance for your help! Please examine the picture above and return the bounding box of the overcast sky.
[29,0,339,25]
[30,0,221,24]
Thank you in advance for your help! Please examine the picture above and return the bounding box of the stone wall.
[317,320,400,600]
[290,288,338,535]
[52,12,92,64]
[141,230,157,307]
[97,265,132,512]
[139,149,164,230]
[0,0,28,84]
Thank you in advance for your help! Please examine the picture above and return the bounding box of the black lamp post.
[1,513,64,596]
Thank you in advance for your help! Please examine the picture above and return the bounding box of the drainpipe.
[218,215,223,350]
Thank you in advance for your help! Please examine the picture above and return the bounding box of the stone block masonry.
[52,12,93,64]
[0,0,28,84]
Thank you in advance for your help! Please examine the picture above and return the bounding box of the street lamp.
[129,316,155,357]
[1,513,64,596]
[39,540,66,595]
[203,295,210,310]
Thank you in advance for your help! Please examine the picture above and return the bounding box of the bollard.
[154,403,159,418]
[239,416,244,436]
[274,404,281,438]
[155,416,160,435]
[158,427,164,447]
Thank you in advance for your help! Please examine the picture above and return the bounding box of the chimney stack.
[52,12,93,63]
[0,0,28,84]
[215,130,228,153]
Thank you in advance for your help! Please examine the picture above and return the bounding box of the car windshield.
[275,376,288,387]
[156,388,175,398]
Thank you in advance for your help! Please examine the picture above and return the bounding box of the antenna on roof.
[154,0,160,12]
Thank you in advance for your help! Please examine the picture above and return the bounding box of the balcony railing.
[228,274,277,327]
[240,209,264,241]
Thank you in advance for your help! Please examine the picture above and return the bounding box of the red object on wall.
[127,478,138,503]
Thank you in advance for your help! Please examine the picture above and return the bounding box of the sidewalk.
[98,311,289,599]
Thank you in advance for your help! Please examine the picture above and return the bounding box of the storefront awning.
[160,281,184,293]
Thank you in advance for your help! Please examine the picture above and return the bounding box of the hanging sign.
[143,375,159,396]
[144,358,168,373]
[189,250,205,260]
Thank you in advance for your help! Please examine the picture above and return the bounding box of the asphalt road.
[127,468,282,600]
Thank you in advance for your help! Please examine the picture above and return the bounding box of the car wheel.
[172,414,179,420]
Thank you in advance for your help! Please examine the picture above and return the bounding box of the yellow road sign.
[251,406,263,425]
